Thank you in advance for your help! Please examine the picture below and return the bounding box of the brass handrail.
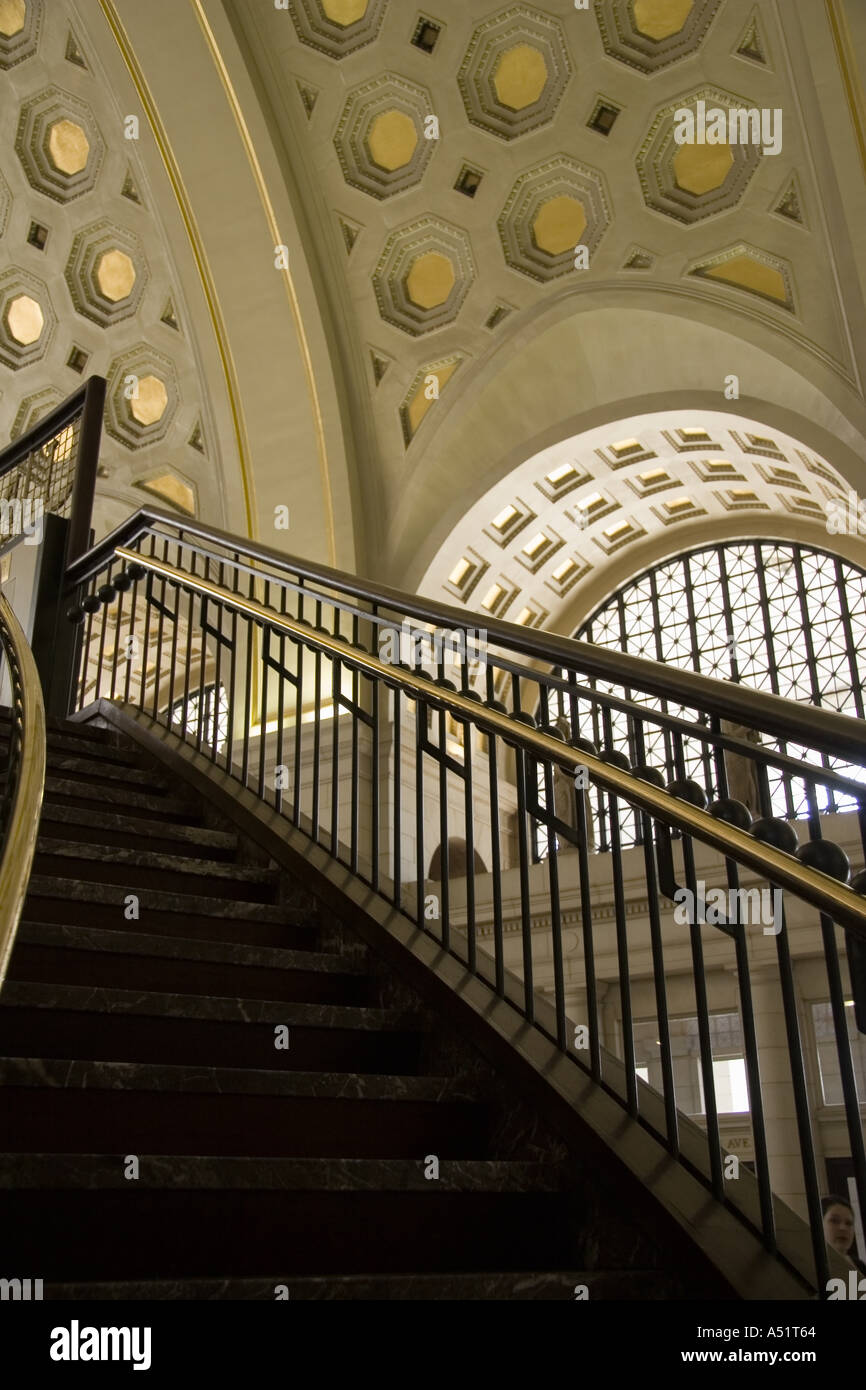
[0,588,46,988]
[77,507,866,761]
[116,546,866,939]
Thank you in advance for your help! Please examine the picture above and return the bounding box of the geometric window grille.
[0,417,80,520]
[538,542,866,853]
[170,682,228,756]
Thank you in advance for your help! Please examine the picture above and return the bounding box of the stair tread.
[34,839,277,886]
[39,803,236,849]
[0,710,128,745]
[36,756,168,788]
[0,1057,476,1101]
[44,777,198,815]
[0,729,143,767]
[43,1270,673,1300]
[15,923,357,974]
[0,1153,566,1191]
[0,980,418,1030]
[25,877,306,922]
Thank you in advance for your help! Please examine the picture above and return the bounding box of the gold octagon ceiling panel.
[498,157,612,282]
[458,5,572,141]
[65,219,149,327]
[15,85,104,203]
[373,217,475,336]
[104,344,178,449]
[334,73,436,199]
[637,89,762,224]
[0,266,55,369]
[595,0,722,73]
[288,0,387,59]
[0,0,40,68]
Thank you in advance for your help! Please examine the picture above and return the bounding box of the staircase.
[0,709,724,1300]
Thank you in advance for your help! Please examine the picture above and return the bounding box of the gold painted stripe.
[191,0,338,568]
[826,0,866,182]
[97,0,258,541]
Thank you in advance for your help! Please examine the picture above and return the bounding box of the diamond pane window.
[170,682,228,756]
[535,542,866,855]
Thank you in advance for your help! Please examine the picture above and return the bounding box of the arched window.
[539,542,866,853]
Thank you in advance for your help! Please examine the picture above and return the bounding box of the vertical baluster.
[542,748,566,1049]
[415,681,425,929]
[293,582,304,826]
[241,569,254,786]
[392,685,401,909]
[485,665,505,997]
[371,603,380,893]
[330,608,341,859]
[151,540,168,721]
[349,613,360,874]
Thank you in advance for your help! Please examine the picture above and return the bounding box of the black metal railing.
[0,588,46,988]
[62,508,866,1297]
[0,378,105,567]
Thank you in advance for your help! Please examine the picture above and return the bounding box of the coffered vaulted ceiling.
[227,0,866,614]
[1,0,865,630]
[0,0,236,537]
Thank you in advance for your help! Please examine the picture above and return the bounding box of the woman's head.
[822,1196,856,1256]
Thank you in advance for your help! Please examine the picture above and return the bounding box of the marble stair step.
[43,1270,682,1300]
[22,877,319,947]
[0,709,127,748]
[31,839,280,903]
[43,775,203,821]
[9,922,372,1005]
[0,1155,576,1280]
[0,1059,489,1158]
[15,749,171,793]
[0,727,143,768]
[0,1056,475,1100]
[0,981,425,1072]
[38,801,239,860]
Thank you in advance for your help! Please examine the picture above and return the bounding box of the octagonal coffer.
[288,0,386,59]
[498,156,611,281]
[334,73,436,199]
[0,267,55,369]
[373,217,474,337]
[0,0,41,69]
[637,89,762,225]
[104,344,179,449]
[65,220,149,327]
[16,85,104,202]
[458,5,572,141]
[594,0,721,74]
